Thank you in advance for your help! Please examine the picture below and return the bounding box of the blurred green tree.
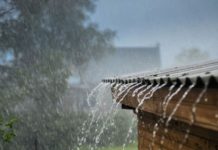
[0,116,16,143]
[0,0,114,107]
[0,0,114,149]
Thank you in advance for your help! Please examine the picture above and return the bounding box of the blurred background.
[0,0,217,149]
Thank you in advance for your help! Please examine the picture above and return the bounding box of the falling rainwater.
[190,80,209,124]
[117,82,142,104]
[113,83,123,96]
[137,83,153,102]
[93,107,120,149]
[122,116,137,150]
[77,83,112,149]
[178,80,209,150]
[76,74,212,150]
[87,83,104,107]
[112,83,135,102]
[75,81,139,150]
[166,81,196,126]
[151,82,178,146]
[135,82,167,113]
[160,80,196,146]
[163,82,185,119]
[132,83,147,97]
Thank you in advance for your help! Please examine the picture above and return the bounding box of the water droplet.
[164,128,168,133]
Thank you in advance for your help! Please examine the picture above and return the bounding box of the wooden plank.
[113,86,218,131]
[138,112,218,150]
[138,118,193,150]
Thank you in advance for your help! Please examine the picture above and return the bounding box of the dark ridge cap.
[132,78,137,83]
[152,79,158,86]
[167,78,183,87]
[102,60,218,89]
[184,78,193,87]
[159,78,165,85]
[166,78,173,86]
[208,76,218,88]
[102,75,218,89]
[140,78,147,85]
[195,77,205,88]
[145,79,152,85]
[137,77,142,83]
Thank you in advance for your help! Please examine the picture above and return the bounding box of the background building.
[83,44,161,83]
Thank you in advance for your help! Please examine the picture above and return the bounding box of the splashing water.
[161,83,177,112]
[93,107,119,149]
[112,83,123,98]
[179,80,209,150]
[77,83,111,149]
[135,82,167,113]
[116,82,141,105]
[166,82,196,126]
[161,81,196,146]
[122,116,137,150]
[87,83,104,107]
[83,82,138,149]
[132,83,147,97]
[190,80,209,124]
[90,81,144,149]
[136,83,153,103]
[163,83,185,119]
[77,83,105,149]
[112,83,135,101]
[151,82,177,147]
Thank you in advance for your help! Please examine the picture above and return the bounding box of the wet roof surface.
[102,60,218,86]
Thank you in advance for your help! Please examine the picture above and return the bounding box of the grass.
[97,144,137,150]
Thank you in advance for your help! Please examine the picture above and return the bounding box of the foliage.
[0,0,115,149]
[1,110,136,150]
[0,116,16,142]
[2,111,86,150]
[0,0,114,106]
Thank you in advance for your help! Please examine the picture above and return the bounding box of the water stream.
[78,82,138,149]
[77,83,111,149]
[160,81,196,147]
[77,76,211,150]
[118,82,141,104]
[122,116,137,150]
[135,82,167,113]
[163,83,185,119]
[178,80,209,150]
[151,82,179,147]
[132,84,147,97]
[112,83,135,102]
[136,83,153,103]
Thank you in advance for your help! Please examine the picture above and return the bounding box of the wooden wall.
[138,112,218,150]
[112,84,218,149]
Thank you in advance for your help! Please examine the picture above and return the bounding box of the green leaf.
[5,118,17,129]
[3,131,16,142]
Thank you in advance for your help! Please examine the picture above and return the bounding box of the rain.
[0,0,218,150]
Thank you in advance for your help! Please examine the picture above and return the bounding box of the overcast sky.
[91,0,218,68]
